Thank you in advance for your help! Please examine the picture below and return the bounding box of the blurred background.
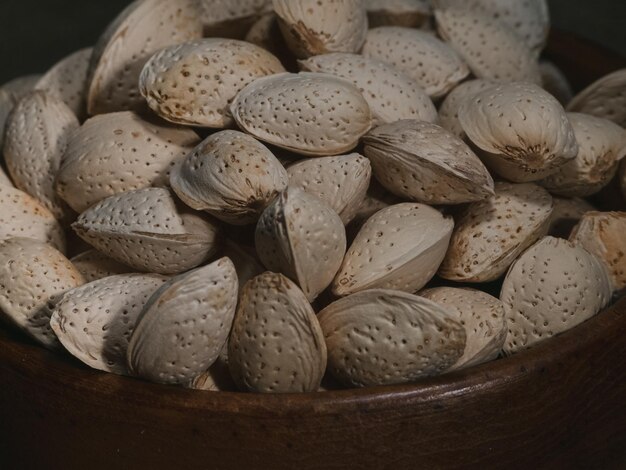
[0,0,624,83]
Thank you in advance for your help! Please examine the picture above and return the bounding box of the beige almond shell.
[361,27,469,99]
[185,358,236,392]
[200,0,273,38]
[229,272,327,393]
[364,120,495,204]
[70,250,133,283]
[333,203,454,296]
[0,185,66,253]
[50,274,168,375]
[548,197,596,239]
[128,258,238,385]
[0,238,85,349]
[435,7,541,85]
[438,79,496,139]
[170,130,288,225]
[0,89,15,151]
[319,289,466,387]
[87,0,204,116]
[539,113,626,198]
[57,111,200,214]
[501,236,612,355]
[433,0,549,56]
[348,181,400,230]
[139,39,285,128]
[439,182,553,283]
[221,240,265,290]
[299,53,437,127]
[4,91,78,223]
[459,82,578,183]
[255,187,347,302]
[231,72,371,156]
[567,68,626,128]
[420,287,507,370]
[365,0,431,28]
[0,76,41,150]
[72,187,220,275]
[569,212,626,293]
[245,13,284,54]
[286,153,371,225]
[34,48,92,119]
[272,0,368,59]
[539,60,573,106]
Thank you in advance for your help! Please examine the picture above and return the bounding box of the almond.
[0,89,14,150]
[231,72,371,156]
[333,203,453,296]
[34,48,92,120]
[0,238,84,349]
[2,75,42,97]
[539,113,626,197]
[4,91,78,223]
[299,53,437,127]
[57,111,200,213]
[0,185,66,253]
[435,7,541,85]
[185,358,236,392]
[540,60,573,106]
[501,236,612,354]
[364,0,431,28]
[286,153,371,224]
[437,79,496,139]
[569,212,626,294]
[364,120,494,204]
[459,82,578,182]
[567,68,626,127]
[128,258,238,385]
[245,13,285,56]
[439,182,553,283]
[170,130,288,225]
[228,272,326,393]
[70,250,133,283]
[318,289,466,387]
[420,287,507,370]
[50,274,168,375]
[139,39,285,128]
[200,0,272,37]
[361,26,469,98]
[272,0,368,59]
[256,187,346,301]
[86,0,204,116]
[72,187,220,275]
[222,240,265,290]
[548,197,596,239]
[433,0,549,56]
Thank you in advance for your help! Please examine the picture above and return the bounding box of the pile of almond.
[0,0,625,393]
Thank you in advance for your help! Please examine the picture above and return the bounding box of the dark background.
[0,0,625,83]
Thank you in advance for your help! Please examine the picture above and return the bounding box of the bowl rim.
[1,30,625,419]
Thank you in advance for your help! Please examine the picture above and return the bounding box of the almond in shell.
[139,39,285,128]
[255,187,346,301]
[4,91,78,223]
[439,182,554,283]
[319,289,466,387]
[299,53,437,127]
[229,272,327,393]
[50,274,168,375]
[567,68,626,127]
[128,258,238,384]
[231,72,371,156]
[200,0,272,38]
[286,153,371,224]
[501,236,611,354]
[437,79,496,139]
[361,26,469,98]
[333,203,454,296]
[459,82,578,182]
[0,238,85,349]
[363,120,494,204]
[420,287,507,370]
[57,111,200,213]
[70,250,133,283]
[170,130,288,225]
[72,188,220,275]
[272,0,368,59]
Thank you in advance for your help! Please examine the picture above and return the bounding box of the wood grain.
[1,31,626,470]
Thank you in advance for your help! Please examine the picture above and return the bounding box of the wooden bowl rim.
[1,30,625,419]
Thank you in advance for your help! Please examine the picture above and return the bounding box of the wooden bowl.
[1,31,626,470]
